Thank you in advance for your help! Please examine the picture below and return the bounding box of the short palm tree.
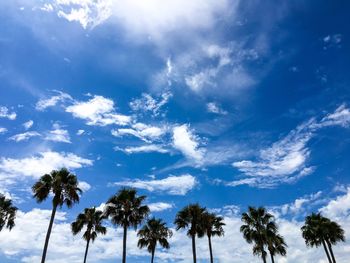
[32,168,82,263]
[301,213,345,263]
[174,203,206,263]
[137,218,173,263]
[104,188,149,263]
[0,194,17,232]
[200,212,225,263]
[240,206,274,263]
[71,207,107,263]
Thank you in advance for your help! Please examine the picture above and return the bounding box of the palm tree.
[0,194,17,232]
[240,206,274,263]
[266,232,287,263]
[174,203,206,263]
[324,219,345,263]
[32,168,82,263]
[71,207,107,263]
[137,218,173,263]
[200,212,225,263]
[301,213,345,263]
[104,188,149,263]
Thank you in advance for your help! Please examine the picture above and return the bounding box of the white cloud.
[2,189,350,263]
[147,202,173,212]
[78,181,91,192]
[0,106,16,120]
[0,127,8,134]
[112,123,167,142]
[45,128,71,143]
[23,120,34,130]
[318,104,350,128]
[115,144,168,154]
[76,129,85,135]
[129,92,172,117]
[9,131,41,142]
[206,102,228,115]
[172,124,205,162]
[320,186,350,220]
[230,105,350,188]
[112,174,197,195]
[66,95,131,126]
[35,91,72,111]
[0,151,93,179]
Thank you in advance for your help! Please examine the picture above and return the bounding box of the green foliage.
[0,194,17,231]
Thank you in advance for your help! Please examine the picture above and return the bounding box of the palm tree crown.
[32,168,82,263]
[240,206,275,263]
[137,218,172,263]
[72,207,107,263]
[32,168,81,207]
[301,212,345,263]
[72,207,107,242]
[0,194,18,231]
[104,188,149,263]
[174,203,206,263]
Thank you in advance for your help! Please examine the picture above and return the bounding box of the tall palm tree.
[324,219,345,263]
[104,188,149,263]
[71,207,107,263]
[240,206,274,263]
[0,194,17,232]
[266,232,287,263]
[137,218,173,263]
[32,168,82,263]
[200,212,225,263]
[174,203,206,263]
[301,213,345,263]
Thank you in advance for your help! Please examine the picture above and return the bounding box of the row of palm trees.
[0,168,346,263]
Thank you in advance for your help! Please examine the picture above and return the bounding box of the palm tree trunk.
[191,234,197,263]
[41,204,57,263]
[262,250,267,263]
[326,240,336,263]
[151,248,155,263]
[122,224,127,263]
[269,251,275,263]
[321,239,332,263]
[83,238,91,263]
[208,235,213,263]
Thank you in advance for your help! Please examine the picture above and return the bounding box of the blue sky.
[0,1,350,262]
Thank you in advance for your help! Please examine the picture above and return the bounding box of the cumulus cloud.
[78,181,92,192]
[319,186,350,220]
[66,95,131,126]
[42,0,233,40]
[9,131,41,142]
[0,127,7,134]
[112,174,197,195]
[2,189,350,263]
[172,125,205,162]
[22,120,34,130]
[45,128,71,143]
[0,106,16,120]
[35,91,72,111]
[0,151,93,179]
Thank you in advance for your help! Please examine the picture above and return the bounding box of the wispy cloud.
[35,91,72,111]
[228,105,350,188]
[115,144,169,154]
[129,92,172,117]
[9,131,41,142]
[112,174,197,195]
[147,202,174,212]
[22,120,34,130]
